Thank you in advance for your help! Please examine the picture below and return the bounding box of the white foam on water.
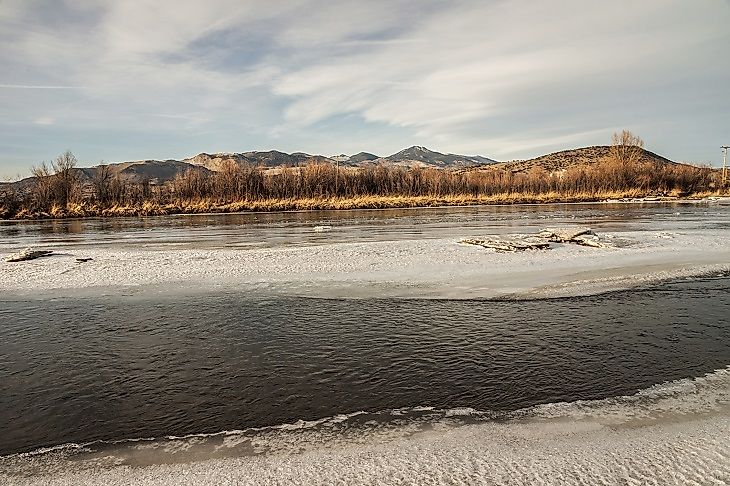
[2,367,728,485]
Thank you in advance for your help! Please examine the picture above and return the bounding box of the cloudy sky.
[1,0,729,178]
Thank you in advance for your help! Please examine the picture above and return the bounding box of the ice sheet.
[1,229,728,299]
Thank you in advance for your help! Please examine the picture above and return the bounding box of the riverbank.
[4,191,725,220]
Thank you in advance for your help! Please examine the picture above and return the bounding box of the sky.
[1,0,729,179]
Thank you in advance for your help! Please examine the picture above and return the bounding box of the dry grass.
[6,190,725,220]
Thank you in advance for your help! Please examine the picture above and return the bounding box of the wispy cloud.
[33,117,55,126]
[0,0,729,178]
[0,85,84,89]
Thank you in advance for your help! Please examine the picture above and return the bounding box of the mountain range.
[1,146,498,189]
[2,145,689,192]
[184,146,496,172]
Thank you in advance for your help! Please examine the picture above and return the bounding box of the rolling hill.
[471,146,676,174]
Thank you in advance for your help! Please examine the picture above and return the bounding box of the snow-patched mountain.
[330,147,496,168]
[186,147,496,171]
[378,146,496,168]
[185,151,333,172]
[2,147,500,192]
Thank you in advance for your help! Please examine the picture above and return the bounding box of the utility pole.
[723,146,729,189]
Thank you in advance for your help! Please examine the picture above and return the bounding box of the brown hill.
[185,152,336,172]
[474,146,676,174]
[107,160,211,184]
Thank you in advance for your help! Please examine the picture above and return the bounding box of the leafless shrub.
[172,168,210,200]
[0,185,20,218]
[610,130,644,165]
[51,150,81,207]
[30,162,54,210]
[93,164,112,206]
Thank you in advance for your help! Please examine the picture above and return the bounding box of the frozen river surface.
[0,201,729,298]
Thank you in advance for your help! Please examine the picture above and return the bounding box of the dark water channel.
[1,276,728,454]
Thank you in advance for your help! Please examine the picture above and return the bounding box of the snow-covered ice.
[0,228,728,299]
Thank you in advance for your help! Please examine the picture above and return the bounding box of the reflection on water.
[1,201,728,251]
[36,219,86,237]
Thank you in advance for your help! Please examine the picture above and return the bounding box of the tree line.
[0,132,723,219]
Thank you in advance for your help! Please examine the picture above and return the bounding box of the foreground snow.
[3,368,728,485]
[1,228,728,298]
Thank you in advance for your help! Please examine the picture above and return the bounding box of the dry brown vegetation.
[1,132,725,219]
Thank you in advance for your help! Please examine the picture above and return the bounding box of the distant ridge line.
[1,144,693,189]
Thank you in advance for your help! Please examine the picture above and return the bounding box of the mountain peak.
[396,145,439,155]
[384,146,493,167]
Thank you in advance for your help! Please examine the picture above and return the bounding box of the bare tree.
[0,184,19,218]
[92,164,112,206]
[51,150,80,207]
[108,174,128,206]
[213,159,242,201]
[609,130,645,165]
[172,168,210,200]
[31,162,54,210]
